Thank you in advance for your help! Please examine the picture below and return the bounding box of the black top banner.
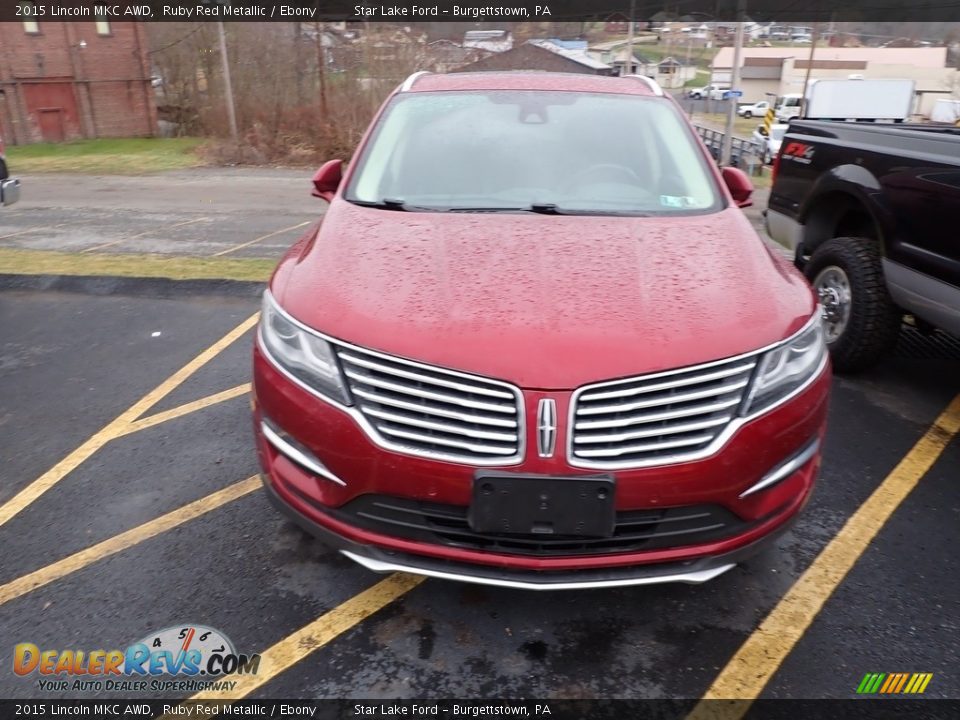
[5,0,960,23]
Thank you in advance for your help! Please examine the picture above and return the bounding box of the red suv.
[252,72,830,590]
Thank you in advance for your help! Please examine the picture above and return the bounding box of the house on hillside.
[423,40,491,73]
[0,19,156,144]
[454,40,614,76]
[463,30,513,54]
[653,56,697,88]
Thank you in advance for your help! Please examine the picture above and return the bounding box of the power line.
[148,26,205,55]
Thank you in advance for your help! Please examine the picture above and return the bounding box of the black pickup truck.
[766,120,960,371]
[0,132,20,208]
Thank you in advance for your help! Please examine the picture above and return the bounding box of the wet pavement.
[1,283,958,702]
[0,170,777,261]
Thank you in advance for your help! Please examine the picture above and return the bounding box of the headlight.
[259,291,351,405]
[741,315,826,416]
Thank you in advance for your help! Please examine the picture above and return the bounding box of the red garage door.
[22,81,81,142]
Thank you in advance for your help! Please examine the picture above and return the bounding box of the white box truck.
[804,78,915,121]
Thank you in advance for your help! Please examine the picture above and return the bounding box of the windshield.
[345,90,722,216]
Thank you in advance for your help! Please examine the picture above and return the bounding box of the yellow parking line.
[120,384,251,437]
[0,477,260,607]
[0,220,84,240]
[0,313,259,528]
[211,221,311,257]
[82,217,210,253]
[188,573,424,700]
[689,393,960,714]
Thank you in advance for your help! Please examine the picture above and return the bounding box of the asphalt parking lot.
[0,171,774,261]
[0,172,958,707]
[0,170,319,260]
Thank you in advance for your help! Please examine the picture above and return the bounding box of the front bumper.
[261,474,801,590]
[253,343,830,589]
[1,177,20,207]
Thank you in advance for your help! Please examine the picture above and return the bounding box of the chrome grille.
[570,355,758,468]
[335,345,523,464]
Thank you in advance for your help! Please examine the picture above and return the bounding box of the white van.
[774,94,802,122]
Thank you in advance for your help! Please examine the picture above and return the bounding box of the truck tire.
[805,237,901,372]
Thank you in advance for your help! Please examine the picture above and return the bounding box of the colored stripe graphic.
[911,674,933,694]
[857,673,932,694]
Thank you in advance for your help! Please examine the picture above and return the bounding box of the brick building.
[0,19,156,144]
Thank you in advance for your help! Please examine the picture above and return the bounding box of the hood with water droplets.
[271,201,815,389]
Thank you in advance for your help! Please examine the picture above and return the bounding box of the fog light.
[740,437,819,498]
[261,418,345,487]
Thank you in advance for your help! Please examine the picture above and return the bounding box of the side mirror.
[312,159,343,202]
[721,166,754,208]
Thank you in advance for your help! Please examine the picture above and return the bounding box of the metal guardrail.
[693,125,765,176]
[676,97,737,116]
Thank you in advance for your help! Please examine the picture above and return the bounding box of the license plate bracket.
[469,472,616,537]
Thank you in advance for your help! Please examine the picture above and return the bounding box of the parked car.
[688,84,729,100]
[253,71,830,590]
[752,123,788,164]
[766,120,960,370]
[0,133,20,207]
[738,100,770,118]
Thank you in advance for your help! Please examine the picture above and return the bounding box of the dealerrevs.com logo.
[14,625,260,693]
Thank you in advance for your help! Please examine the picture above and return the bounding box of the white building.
[711,46,958,115]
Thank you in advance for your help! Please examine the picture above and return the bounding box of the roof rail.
[624,74,664,97]
[400,71,432,92]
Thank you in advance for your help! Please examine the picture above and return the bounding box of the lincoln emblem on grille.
[537,398,557,458]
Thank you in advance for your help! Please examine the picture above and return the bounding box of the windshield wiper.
[349,198,409,211]
[445,204,649,216]
[528,203,563,214]
[349,198,443,212]
[444,203,567,214]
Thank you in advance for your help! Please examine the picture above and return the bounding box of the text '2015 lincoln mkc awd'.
[252,72,831,590]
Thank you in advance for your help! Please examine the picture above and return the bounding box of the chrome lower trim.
[884,259,960,337]
[340,550,735,590]
[261,419,346,487]
[740,437,820,498]
[1,177,20,207]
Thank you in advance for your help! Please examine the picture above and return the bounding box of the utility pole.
[217,21,238,142]
[800,22,821,119]
[622,0,636,76]
[720,5,746,165]
[314,22,328,120]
